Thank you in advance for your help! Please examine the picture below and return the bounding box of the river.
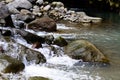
[0,11,120,80]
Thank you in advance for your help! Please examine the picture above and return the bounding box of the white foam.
[47,55,79,66]
[24,64,78,80]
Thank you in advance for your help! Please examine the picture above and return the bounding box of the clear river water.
[0,11,120,80]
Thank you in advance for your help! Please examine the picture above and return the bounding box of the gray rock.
[36,0,44,5]
[7,0,32,13]
[0,2,10,19]
[18,43,46,64]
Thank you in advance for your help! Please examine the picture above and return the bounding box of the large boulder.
[64,40,109,63]
[28,17,57,32]
[0,54,25,73]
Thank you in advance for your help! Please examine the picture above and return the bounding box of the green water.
[57,12,120,80]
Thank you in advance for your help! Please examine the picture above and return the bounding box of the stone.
[13,10,35,23]
[53,36,68,47]
[0,54,25,73]
[28,17,57,32]
[28,76,50,80]
[0,46,4,53]
[7,0,32,9]
[0,2,10,19]
[36,0,44,5]
[43,5,51,11]
[7,0,32,14]
[64,40,109,63]
[18,44,46,64]
[5,0,14,3]
[51,2,64,8]
[15,29,45,45]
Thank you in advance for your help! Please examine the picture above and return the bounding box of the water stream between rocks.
[0,12,120,80]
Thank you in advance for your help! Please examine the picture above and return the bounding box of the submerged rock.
[28,76,50,80]
[64,40,109,64]
[28,17,57,32]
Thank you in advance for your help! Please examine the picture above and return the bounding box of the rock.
[64,40,109,63]
[12,9,35,23]
[5,0,14,3]
[0,54,25,73]
[77,12,102,23]
[44,35,54,45]
[0,19,5,26]
[0,2,10,19]
[36,0,44,5]
[0,29,12,36]
[7,0,32,14]
[28,17,57,32]
[51,2,64,8]
[53,36,68,47]
[18,44,46,64]
[28,76,50,80]
[43,5,51,11]
[0,46,4,53]
[15,29,45,44]
[7,0,32,9]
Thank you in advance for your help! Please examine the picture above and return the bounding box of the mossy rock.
[28,76,50,80]
[0,54,25,73]
[64,40,109,64]
[53,36,68,47]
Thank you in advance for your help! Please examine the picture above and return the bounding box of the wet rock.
[0,54,25,73]
[64,40,109,64]
[45,35,54,45]
[0,46,4,53]
[18,44,46,64]
[15,29,45,48]
[28,17,57,32]
[28,76,50,80]
[53,36,68,47]
[0,29,12,36]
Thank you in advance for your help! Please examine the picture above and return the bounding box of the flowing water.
[0,12,120,80]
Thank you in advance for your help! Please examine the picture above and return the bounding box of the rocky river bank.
[0,0,114,80]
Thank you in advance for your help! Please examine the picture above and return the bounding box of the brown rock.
[28,17,57,32]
